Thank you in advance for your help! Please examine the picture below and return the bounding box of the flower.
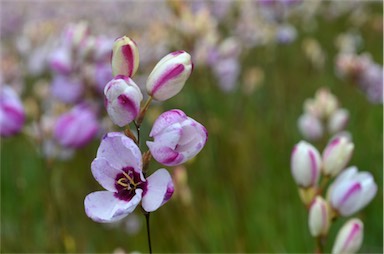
[297,113,323,141]
[327,108,349,134]
[147,109,208,166]
[308,196,330,237]
[51,75,84,104]
[328,166,377,216]
[0,86,25,137]
[104,76,143,127]
[331,218,363,254]
[84,132,174,223]
[290,141,322,188]
[146,50,193,101]
[322,136,354,177]
[48,46,72,75]
[54,104,99,148]
[111,36,139,78]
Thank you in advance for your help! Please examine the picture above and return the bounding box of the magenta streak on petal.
[342,222,361,252]
[122,44,134,77]
[171,50,185,56]
[162,182,174,205]
[324,137,340,158]
[339,182,362,206]
[309,150,318,186]
[151,64,185,95]
[117,94,138,116]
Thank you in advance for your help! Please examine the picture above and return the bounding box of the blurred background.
[1,0,382,253]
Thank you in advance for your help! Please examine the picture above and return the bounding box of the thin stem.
[315,236,325,254]
[145,212,152,254]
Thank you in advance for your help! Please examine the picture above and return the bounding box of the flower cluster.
[84,36,208,223]
[335,52,383,104]
[291,136,377,253]
[297,88,350,141]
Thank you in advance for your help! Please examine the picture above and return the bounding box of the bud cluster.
[291,125,377,253]
[298,88,350,141]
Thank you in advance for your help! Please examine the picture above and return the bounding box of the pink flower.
[146,50,193,101]
[328,166,377,216]
[104,76,143,127]
[111,36,139,78]
[48,46,72,75]
[297,113,323,141]
[0,86,25,137]
[147,109,208,166]
[84,132,174,223]
[290,141,322,188]
[331,218,363,254]
[51,75,84,104]
[54,104,99,148]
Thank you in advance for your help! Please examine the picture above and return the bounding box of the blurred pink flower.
[0,86,25,137]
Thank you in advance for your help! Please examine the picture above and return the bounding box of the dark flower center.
[114,167,146,201]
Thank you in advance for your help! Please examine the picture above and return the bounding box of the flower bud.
[0,86,25,137]
[147,109,207,166]
[54,104,99,148]
[290,141,322,188]
[308,196,330,237]
[322,136,354,177]
[328,166,377,216]
[111,36,139,78]
[328,108,349,134]
[104,76,143,127]
[297,113,323,141]
[48,47,72,75]
[314,88,338,118]
[146,50,193,101]
[331,218,363,254]
[51,75,84,104]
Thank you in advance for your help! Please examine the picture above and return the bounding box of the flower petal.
[84,190,142,223]
[147,142,184,166]
[142,169,174,212]
[97,132,142,171]
[91,158,122,192]
[149,109,187,137]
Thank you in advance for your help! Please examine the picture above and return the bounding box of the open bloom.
[308,196,330,237]
[328,166,377,216]
[322,136,354,177]
[84,132,174,223]
[147,109,208,166]
[54,104,99,148]
[332,218,363,254]
[146,50,193,101]
[104,76,143,127]
[290,141,322,188]
[0,86,25,137]
[111,36,139,78]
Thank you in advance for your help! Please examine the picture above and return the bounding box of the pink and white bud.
[331,218,363,254]
[146,50,193,101]
[328,108,349,134]
[297,113,323,141]
[322,136,354,177]
[62,22,90,49]
[147,109,208,166]
[314,88,338,118]
[104,76,143,127]
[48,46,72,75]
[0,86,25,137]
[308,196,330,237]
[328,166,377,216]
[54,104,99,148]
[111,36,139,78]
[290,141,322,188]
